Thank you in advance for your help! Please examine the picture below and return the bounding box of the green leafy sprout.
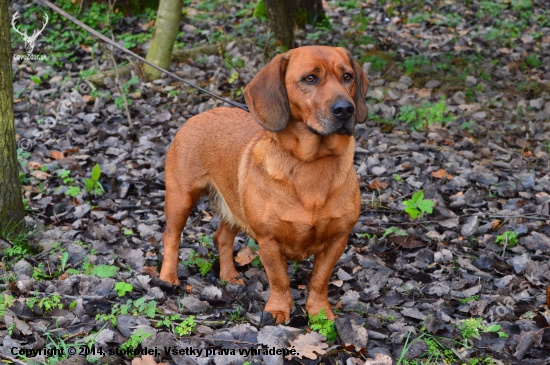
[184,250,212,276]
[402,191,434,220]
[308,308,337,341]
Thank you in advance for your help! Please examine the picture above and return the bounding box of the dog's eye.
[304,75,316,83]
[343,73,353,81]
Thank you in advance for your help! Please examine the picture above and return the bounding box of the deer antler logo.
[12,11,49,57]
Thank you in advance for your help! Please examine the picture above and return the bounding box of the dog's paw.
[220,271,245,285]
[266,310,290,325]
[159,273,181,286]
[306,302,335,320]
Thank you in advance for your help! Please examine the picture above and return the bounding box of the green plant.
[402,55,430,75]
[114,282,133,297]
[363,55,387,71]
[184,250,212,276]
[60,251,69,272]
[495,231,518,247]
[228,305,245,322]
[460,295,480,305]
[174,315,197,336]
[83,163,105,196]
[397,98,455,131]
[122,227,133,236]
[96,298,157,326]
[393,174,404,182]
[461,120,476,133]
[120,329,153,354]
[247,239,262,267]
[0,294,15,317]
[525,54,541,68]
[309,308,337,341]
[91,264,119,278]
[39,294,63,312]
[156,314,180,328]
[383,226,407,238]
[402,191,434,219]
[33,263,51,280]
[459,318,507,346]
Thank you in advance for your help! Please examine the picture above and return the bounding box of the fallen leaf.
[286,331,328,360]
[329,280,343,287]
[142,265,159,278]
[235,246,258,266]
[368,179,389,191]
[27,161,42,170]
[365,353,393,365]
[387,236,426,249]
[31,170,50,180]
[523,150,533,157]
[491,220,501,231]
[58,272,68,280]
[546,286,550,307]
[132,355,167,365]
[431,168,453,180]
[140,19,155,31]
[51,150,65,160]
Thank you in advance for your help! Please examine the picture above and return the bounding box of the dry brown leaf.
[51,150,65,160]
[286,332,328,360]
[58,272,68,280]
[491,220,501,231]
[142,265,159,278]
[235,246,258,266]
[546,286,550,307]
[431,168,453,180]
[364,353,393,365]
[31,170,50,180]
[27,161,42,170]
[132,355,167,365]
[368,179,389,191]
[523,150,533,157]
[140,19,155,31]
[387,236,426,249]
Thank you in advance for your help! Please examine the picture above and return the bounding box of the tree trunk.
[264,0,295,50]
[0,1,25,234]
[143,0,183,80]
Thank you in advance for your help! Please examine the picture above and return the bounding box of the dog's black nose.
[331,100,354,120]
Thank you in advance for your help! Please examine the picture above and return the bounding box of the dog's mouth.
[307,125,353,136]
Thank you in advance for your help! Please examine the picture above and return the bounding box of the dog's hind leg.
[160,182,202,285]
[213,221,244,285]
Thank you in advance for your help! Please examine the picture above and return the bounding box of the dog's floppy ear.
[244,53,290,132]
[348,54,369,124]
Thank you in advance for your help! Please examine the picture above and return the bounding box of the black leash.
[37,0,250,111]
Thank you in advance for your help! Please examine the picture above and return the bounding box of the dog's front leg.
[306,235,348,320]
[259,239,293,324]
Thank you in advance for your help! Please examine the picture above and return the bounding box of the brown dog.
[160,45,369,324]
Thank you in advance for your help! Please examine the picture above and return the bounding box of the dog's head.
[244,46,369,136]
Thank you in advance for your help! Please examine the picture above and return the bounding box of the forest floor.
[3,0,550,364]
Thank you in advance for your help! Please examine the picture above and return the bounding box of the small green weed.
[402,191,434,220]
[91,264,119,278]
[495,231,518,247]
[397,98,455,131]
[174,315,197,336]
[460,295,480,305]
[83,163,105,196]
[228,305,245,322]
[309,308,337,341]
[120,329,153,354]
[383,226,407,238]
[0,294,15,316]
[184,250,212,276]
[114,282,133,297]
